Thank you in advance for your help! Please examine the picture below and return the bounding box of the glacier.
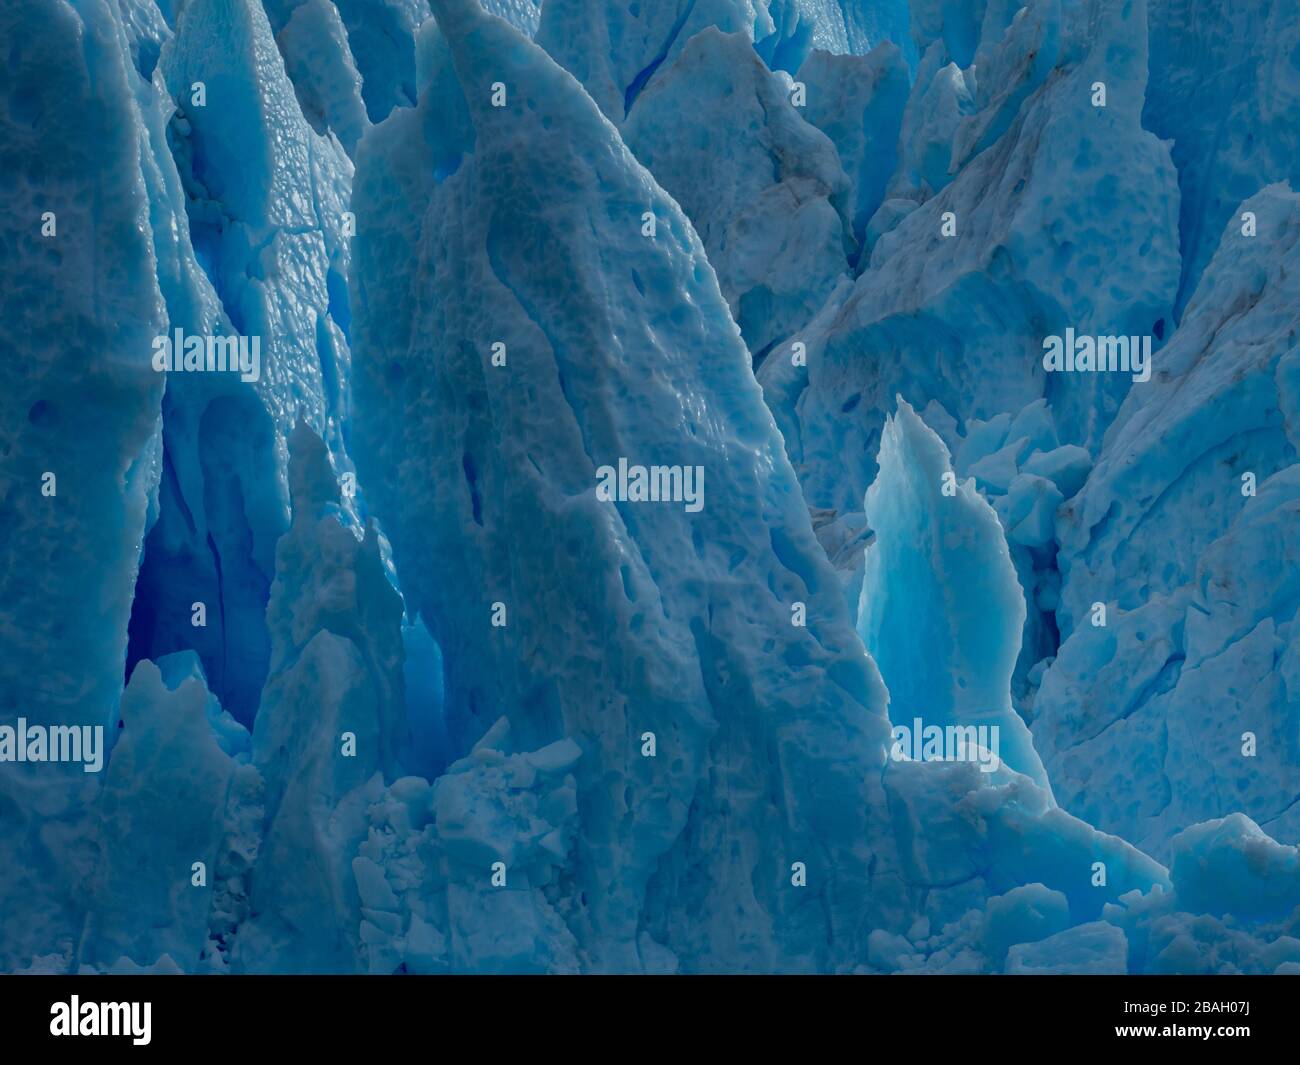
[1,0,1299,976]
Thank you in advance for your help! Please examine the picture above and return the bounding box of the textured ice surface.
[352,0,911,972]
[82,659,256,973]
[796,43,910,254]
[276,0,370,157]
[760,0,1181,524]
[0,0,167,973]
[622,28,855,357]
[1143,0,1300,317]
[3,0,1300,975]
[537,0,784,123]
[1033,184,1300,860]
[125,0,357,725]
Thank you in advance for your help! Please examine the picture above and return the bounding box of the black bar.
[0,974,1287,1051]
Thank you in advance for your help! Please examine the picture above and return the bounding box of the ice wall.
[796,43,910,255]
[0,0,167,974]
[1143,0,1300,317]
[125,0,358,726]
[1035,184,1300,859]
[351,0,909,972]
[3,0,1299,976]
[758,0,1180,519]
[622,28,855,358]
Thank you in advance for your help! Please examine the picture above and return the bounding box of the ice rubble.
[3,0,1300,974]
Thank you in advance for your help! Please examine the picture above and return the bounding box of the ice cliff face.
[123,0,357,727]
[1,0,168,973]
[1034,183,1300,861]
[622,27,856,358]
[1143,0,1300,318]
[2,0,1299,974]
[351,0,909,972]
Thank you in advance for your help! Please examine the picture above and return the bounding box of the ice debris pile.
[1,0,1299,973]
